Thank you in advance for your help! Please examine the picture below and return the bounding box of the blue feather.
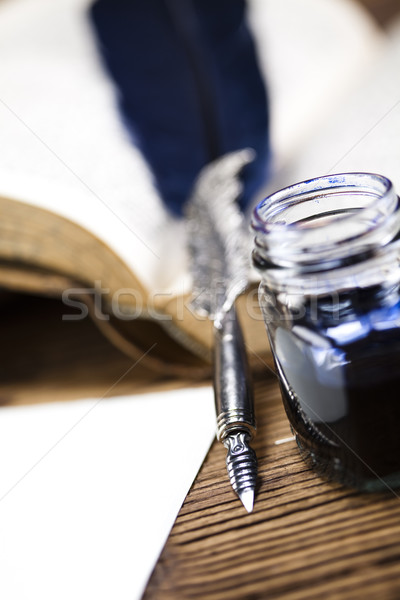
[89,0,270,215]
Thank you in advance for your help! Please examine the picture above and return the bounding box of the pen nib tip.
[239,488,255,513]
[224,431,257,512]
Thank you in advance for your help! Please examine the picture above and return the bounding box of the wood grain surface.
[144,373,400,600]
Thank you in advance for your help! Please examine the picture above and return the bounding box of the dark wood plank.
[356,0,400,27]
[0,293,192,405]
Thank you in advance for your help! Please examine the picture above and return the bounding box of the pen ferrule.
[216,409,256,442]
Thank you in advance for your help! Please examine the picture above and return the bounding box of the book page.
[275,14,400,193]
[0,386,216,600]
[248,0,383,170]
[0,0,188,293]
[0,0,381,295]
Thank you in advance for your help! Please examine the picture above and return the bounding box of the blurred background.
[0,0,399,405]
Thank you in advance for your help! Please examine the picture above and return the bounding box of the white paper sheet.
[0,387,216,600]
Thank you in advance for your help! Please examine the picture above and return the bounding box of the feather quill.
[89,0,269,214]
[185,149,258,511]
[185,149,254,319]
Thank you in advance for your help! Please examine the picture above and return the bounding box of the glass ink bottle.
[252,173,400,491]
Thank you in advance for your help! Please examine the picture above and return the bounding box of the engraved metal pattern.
[185,149,254,319]
[185,149,258,511]
[225,431,258,494]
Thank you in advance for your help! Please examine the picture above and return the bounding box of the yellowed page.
[0,0,381,297]
[248,0,383,173]
[0,0,187,294]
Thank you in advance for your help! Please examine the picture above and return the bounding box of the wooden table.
[144,372,400,599]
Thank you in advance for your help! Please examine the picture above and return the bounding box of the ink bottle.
[252,173,400,491]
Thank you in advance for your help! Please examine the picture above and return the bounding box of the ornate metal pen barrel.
[214,307,256,442]
[185,149,259,511]
[214,305,257,509]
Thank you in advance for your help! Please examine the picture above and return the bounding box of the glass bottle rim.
[252,172,398,269]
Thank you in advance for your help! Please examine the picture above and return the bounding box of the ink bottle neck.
[252,173,400,295]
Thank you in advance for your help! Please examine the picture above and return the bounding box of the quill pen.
[185,149,257,512]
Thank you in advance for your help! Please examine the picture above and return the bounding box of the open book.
[0,0,386,372]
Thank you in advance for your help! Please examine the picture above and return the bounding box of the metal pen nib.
[224,431,257,512]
